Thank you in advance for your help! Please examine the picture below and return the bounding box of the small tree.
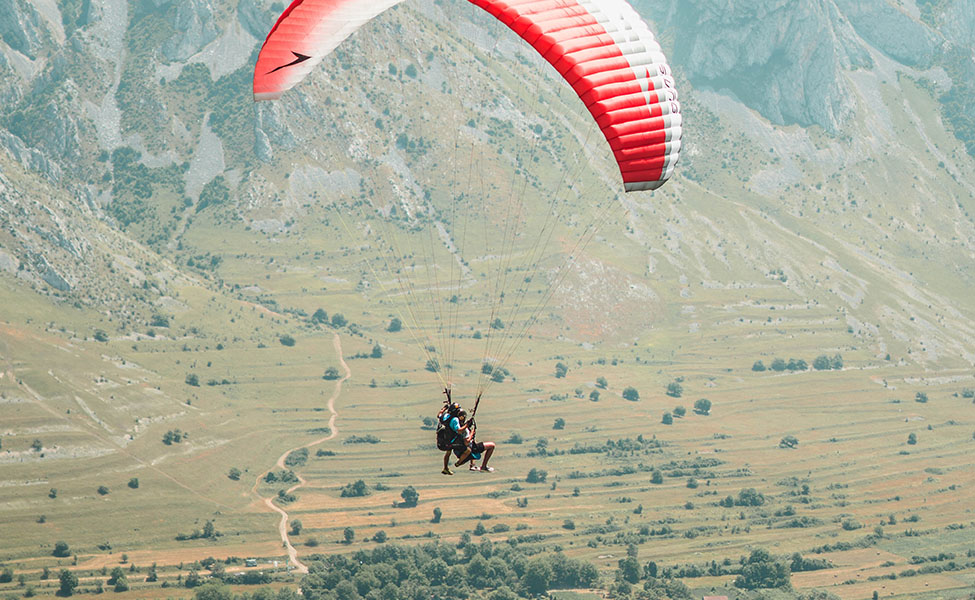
[343,527,355,543]
[279,335,296,347]
[752,360,766,372]
[400,486,419,507]
[432,507,442,523]
[203,520,216,538]
[58,569,78,596]
[596,376,608,389]
[554,362,568,378]
[330,313,347,328]
[915,392,928,403]
[662,412,673,425]
[780,435,799,449]
[386,317,401,332]
[127,478,139,489]
[185,373,200,387]
[290,520,302,535]
[813,355,831,370]
[371,344,383,358]
[907,432,917,445]
[553,418,565,430]
[770,358,787,372]
[53,541,70,557]
[373,530,387,543]
[650,470,663,484]
[673,405,686,418]
[526,468,548,483]
[665,381,682,397]
[622,386,640,401]
[0,568,13,583]
[312,308,328,323]
[97,485,109,495]
[694,398,712,415]
[228,467,241,481]
[31,439,43,452]
[323,367,341,380]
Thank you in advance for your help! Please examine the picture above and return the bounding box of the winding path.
[253,333,350,574]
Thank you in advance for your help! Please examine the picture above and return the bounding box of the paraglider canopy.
[253,0,682,191]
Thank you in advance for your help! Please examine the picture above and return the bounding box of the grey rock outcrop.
[162,0,219,62]
[0,0,50,59]
[237,0,276,42]
[644,0,873,132]
[833,0,940,68]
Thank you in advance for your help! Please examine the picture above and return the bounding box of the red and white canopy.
[254,0,681,191]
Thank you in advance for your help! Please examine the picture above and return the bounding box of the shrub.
[694,398,712,415]
[526,468,547,483]
[780,435,799,449]
[340,480,370,497]
[280,335,296,347]
[400,486,419,507]
[622,386,640,401]
[665,382,682,397]
[752,360,766,371]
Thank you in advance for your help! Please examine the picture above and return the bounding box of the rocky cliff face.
[640,0,972,133]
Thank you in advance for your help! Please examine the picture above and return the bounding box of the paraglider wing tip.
[624,180,666,193]
[254,91,283,102]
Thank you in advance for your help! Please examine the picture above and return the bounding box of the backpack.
[435,404,461,450]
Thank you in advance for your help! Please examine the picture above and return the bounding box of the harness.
[434,388,481,451]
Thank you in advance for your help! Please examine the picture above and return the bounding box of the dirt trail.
[253,333,349,574]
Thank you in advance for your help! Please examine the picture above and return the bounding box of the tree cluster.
[298,541,599,600]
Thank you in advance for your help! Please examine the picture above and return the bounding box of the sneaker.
[441,468,453,475]
[469,465,480,471]
[481,466,495,473]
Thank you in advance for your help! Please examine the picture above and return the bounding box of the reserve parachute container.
[253,0,681,191]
